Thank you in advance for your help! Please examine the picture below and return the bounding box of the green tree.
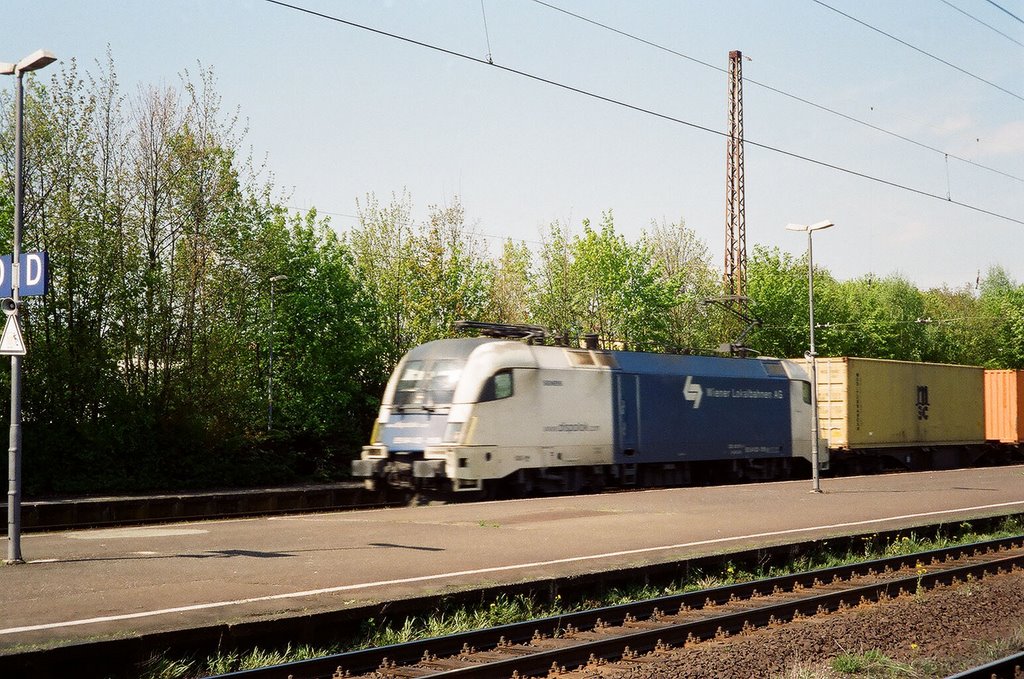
[746,245,810,358]
[349,191,418,366]
[532,219,579,339]
[406,199,490,341]
[486,238,532,325]
[979,266,1024,368]
[645,218,723,352]
[829,275,927,360]
[267,209,383,475]
[919,284,988,365]
[533,213,679,350]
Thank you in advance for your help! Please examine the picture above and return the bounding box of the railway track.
[208,535,1024,679]
[947,651,1024,678]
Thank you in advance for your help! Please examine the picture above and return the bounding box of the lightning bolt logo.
[684,375,702,408]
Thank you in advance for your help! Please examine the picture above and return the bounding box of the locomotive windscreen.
[393,359,464,408]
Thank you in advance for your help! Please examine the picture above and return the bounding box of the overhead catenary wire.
[811,0,1024,103]
[263,0,1024,227]
[985,0,1024,25]
[480,0,494,64]
[939,0,1024,48]
[531,0,1023,184]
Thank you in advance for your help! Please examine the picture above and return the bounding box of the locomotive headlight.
[443,421,464,443]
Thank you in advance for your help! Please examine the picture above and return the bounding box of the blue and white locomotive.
[352,324,824,496]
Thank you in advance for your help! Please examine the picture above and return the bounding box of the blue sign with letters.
[0,252,48,297]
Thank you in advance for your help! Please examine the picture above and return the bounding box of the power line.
[479,0,494,64]
[263,0,1024,227]
[811,0,1024,103]
[531,0,1023,184]
[939,0,1024,48]
[985,0,1024,25]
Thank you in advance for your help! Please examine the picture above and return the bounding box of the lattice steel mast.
[724,50,746,308]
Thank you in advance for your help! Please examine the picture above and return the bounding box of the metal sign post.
[2,49,56,565]
[6,70,25,564]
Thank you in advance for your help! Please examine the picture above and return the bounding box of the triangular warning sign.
[0,315,26,356]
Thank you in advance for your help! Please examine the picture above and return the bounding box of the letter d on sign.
[16,252,47,297]
[21,252,47,296]
[25,254,42,287]
[0,252,48,297]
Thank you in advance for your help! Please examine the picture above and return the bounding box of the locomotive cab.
[353,337,496,490]
[353,338,542,492]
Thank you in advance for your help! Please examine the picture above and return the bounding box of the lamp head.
[16,50,56,74]
[0,63,15,76]
[785,220,835,233]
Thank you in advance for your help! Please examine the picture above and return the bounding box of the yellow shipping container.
[814,357,984,450]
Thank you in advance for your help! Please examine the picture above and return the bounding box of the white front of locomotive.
[352,338,496,490]
[420,344,614,492]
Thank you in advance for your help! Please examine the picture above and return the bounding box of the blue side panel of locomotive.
[610,353,792,464]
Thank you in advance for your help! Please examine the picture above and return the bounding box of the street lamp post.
[267,274,288,432]
[785,219,834,494]
[1,50,56,565]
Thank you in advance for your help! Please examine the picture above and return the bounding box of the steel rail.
[211,535,1024,679]
[945,649,1024,678]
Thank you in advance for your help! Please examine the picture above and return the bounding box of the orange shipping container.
[985,370,1024,444]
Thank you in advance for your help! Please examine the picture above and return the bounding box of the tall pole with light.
[267,274,288,432]
[785,219,834,494]
[1,50,56,564]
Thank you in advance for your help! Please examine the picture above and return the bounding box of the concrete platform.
[0,481,379,532]
[1,465,1022,653]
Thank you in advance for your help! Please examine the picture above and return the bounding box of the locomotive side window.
[479,369,514,402]
[802,381,812,405]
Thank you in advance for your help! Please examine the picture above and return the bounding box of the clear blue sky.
[4,0,1023,289]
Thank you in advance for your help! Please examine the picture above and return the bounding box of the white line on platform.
[4,499,1023,636]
